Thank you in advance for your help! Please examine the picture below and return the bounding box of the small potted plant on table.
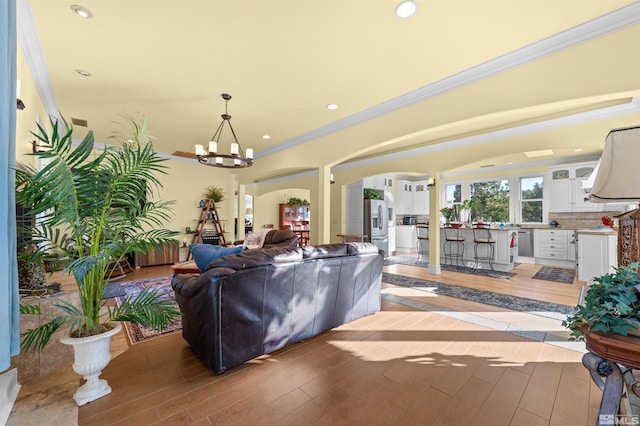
[203,185,225,203]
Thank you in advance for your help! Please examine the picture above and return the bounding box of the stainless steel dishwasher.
[518,229,534,257]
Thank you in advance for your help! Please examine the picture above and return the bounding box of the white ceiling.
[18,0,640,183]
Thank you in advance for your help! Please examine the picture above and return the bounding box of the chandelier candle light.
[195,93,254,168]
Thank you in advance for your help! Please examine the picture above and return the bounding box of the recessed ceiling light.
[70,5,93,19]
[327,104,338,110]
[75,69,91,77]
[507,162,513,165]
[395,1,417,18]
[574,148,584,152]
[262,135,271,140]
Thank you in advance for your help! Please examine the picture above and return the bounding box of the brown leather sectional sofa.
[171,242,383,374]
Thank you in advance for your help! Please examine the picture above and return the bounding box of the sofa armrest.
[172,267,236,298]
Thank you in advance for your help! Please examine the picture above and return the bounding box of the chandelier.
[194,93,253,168]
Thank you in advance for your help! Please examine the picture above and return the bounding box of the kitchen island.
[438,226,519,272]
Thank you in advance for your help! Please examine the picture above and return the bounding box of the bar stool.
[416,224,429,263]
[472,224,496,271]
[444,225,465,267]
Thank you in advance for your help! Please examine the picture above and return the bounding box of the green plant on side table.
[563,263,640,340]
[203,185,225,203]
[16,116,181,405]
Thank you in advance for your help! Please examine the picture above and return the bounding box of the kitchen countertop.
[577,228,617,235]
[518,225,569,229]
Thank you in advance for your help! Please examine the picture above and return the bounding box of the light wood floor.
[68,260,601,425]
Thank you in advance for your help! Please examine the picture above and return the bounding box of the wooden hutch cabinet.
[279,204,310,230]
[279,203,310,246]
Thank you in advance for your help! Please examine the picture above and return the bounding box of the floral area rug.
[114,276,182,344]
[382,272,573,319]
[532,266,576,284]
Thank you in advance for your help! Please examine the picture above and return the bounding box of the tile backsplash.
[549,209,627,230]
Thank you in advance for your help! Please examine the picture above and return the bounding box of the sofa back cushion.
[263,229,298,248]
[302,243,348,259]
[207,245,302,271]
[347,242,381,255]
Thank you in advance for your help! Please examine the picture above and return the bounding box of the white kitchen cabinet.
[384,176,393,190]
[577,230,617,283]
[412,181,430,215]
[396,180,429,215]
[535,229,569,260]
[396,225,417,253]
[396,180,413,215]
[362,175,382,190]
[533,229,578,268]
[494,230,518,265]
[363,174,392,191]
[549,162,602,212]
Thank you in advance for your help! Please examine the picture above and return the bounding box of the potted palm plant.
[16,116,180,406]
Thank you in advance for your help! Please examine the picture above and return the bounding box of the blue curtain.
[0,0,20,372]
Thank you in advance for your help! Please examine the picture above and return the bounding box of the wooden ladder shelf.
[187,200,227,260]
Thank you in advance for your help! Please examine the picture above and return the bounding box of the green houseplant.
[16,116,181,404]
[202,185,225,203]
[459,198,478,223]
[440,206,458,223]
[287,197,309,206]
[17,117,180,348]
[363,189,383,200]
[16,116,182,403]
[562,264,640,340]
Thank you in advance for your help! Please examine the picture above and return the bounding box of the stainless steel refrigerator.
[363,199,388,258]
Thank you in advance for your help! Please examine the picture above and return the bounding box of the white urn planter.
[60,323,122,406]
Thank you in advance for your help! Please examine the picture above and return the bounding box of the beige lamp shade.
[588,125,640,203]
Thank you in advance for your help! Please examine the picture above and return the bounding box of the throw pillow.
[243,229,271,249]
[190,244,243,272]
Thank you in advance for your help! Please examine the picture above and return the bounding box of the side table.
[582,331,640,425]
[171,260,199,274]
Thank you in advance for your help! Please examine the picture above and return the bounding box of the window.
[520,176,543,223]
[444,183,462,208]
[469,179,510,222]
